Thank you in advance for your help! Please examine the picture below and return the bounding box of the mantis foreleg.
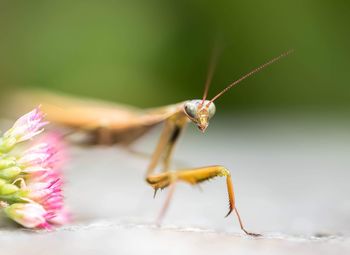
[146,165,259,236]
[146,112,188,176]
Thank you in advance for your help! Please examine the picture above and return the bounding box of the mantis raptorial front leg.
[146,112,188,175]
[145,112,259,236]
[146,165,259,236]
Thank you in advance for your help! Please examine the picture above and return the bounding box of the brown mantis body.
[13,50,293,236]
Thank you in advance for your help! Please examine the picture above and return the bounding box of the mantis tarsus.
[14,49,293,236]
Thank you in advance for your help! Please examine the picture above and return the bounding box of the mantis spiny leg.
[146,165,260,236]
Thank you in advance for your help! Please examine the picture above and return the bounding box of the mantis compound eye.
[184,100,199,119]
[206,102,216,119]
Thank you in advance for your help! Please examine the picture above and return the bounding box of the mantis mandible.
[14,49,293,236]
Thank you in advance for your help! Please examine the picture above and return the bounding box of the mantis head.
[183,100,216,132]
[184,49,293,133]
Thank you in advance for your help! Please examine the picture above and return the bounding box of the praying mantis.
[13,49,293,236]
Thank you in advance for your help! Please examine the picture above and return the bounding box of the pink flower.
[3,107,48,144]
[19,142,58,171]
[21,133,67,171]
[0,108,70,229]
[26,179,63,209]
[4,202,52,229]
[22,133,69,227]
[7,173,69,228]
[25,176,68,224]
[26,169,60,184]
[37,133,67,171]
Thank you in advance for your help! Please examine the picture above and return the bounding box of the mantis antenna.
[201,46,221,106]
[207,49,294,106]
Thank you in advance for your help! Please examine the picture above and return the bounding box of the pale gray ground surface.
[0,112,349,255]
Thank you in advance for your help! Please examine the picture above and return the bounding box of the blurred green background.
[0,0,349,112]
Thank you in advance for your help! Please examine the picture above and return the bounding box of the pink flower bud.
[26,179,63,205]
[18,143,54,168]
[3,107,48,145]
[4,203,52,229]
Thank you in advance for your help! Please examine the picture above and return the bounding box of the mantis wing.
[7,89,184,145]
